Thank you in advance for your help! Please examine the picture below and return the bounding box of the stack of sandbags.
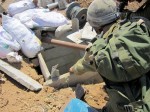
[13,9,68,28]
[8,0,36,16]
[0,26,22,62]
[2,15,42,58]
[32,11,68,27]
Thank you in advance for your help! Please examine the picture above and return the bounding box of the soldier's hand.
[69,66,74,73]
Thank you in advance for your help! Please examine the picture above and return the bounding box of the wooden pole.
[42,37,87,51]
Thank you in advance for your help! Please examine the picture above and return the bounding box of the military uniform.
[73,0,150,111]
[73,17,150,112]
[72,0,118,75]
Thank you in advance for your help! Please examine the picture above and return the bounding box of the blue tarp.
[64,98,98,112]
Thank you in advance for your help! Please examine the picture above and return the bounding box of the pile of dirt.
[0,58,107,112]
[1,0,14,10]
[76,0,93,7]
[0,76,107,112]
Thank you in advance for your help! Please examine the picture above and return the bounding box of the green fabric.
[73,19,150,111]
[72,23,118,75]
[73,52,96,75]
[104,75,150,112]
[91,20,150,82]
[89,19,150,112]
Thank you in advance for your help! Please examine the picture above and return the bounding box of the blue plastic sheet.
[64,98,98,112]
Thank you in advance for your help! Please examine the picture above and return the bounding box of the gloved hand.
[69,52,96,75]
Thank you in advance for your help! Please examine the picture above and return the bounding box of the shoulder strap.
[103,22,118,39]
[130,16,150,29]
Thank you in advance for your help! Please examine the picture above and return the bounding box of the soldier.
[69,0,118,75]
[71,0,150,112]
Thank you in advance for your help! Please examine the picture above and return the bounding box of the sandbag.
[0,46,21,63]
[6,52,22,63]
[33,11,68,27]
[0,45,12,59]
[0,26,21,51]
[0,26,22,62]
[2,15,42,58]
[13,8,48,28]
[14,9,68,28]
[8,0,36,16]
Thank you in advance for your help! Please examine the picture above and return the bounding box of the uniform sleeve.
[72,52,96,75]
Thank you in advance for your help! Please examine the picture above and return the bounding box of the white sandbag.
[8,0,36,16]
[0,45,12,59]
[0,27,21,61]
[13,8,49,28]
[0,26,21,51]
[33,11,68,27]
[6,52,22,63]
[2,15,42,58]
[0,46,22,63]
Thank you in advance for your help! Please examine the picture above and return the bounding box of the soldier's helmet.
[87,0,118,28]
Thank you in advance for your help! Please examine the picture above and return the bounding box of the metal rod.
[42,37,87,50]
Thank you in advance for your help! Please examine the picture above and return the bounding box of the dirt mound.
[76,0,93,7]
[1,78,107,112]
[0,58,107,112]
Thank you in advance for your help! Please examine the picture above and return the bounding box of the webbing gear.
[124,105,134,112]
[104,76,150,112]
[123,83,135,102]
[88,15,150,112]
[91,18,150,82]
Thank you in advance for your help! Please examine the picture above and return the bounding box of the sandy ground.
[0,75,107,112]
[0,58,107,112]
[0,0,108,112]
[76,0,93,7]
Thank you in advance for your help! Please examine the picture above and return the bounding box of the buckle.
[124,105,134,112]
[137,19,144,26]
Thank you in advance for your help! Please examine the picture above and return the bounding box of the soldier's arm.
[69,52,96,75]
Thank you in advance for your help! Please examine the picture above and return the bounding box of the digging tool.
[42,37,87,50]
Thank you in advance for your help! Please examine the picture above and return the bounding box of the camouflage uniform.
[72,0,118,75]
[73,0,150,111]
